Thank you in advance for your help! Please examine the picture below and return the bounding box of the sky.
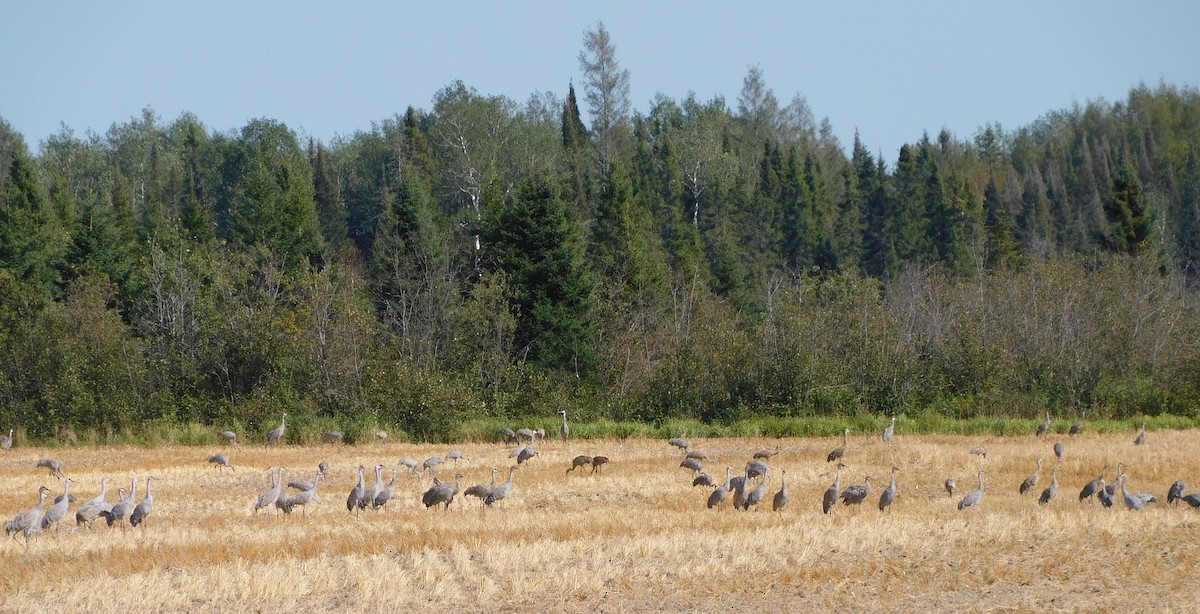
[3,1,1198,164]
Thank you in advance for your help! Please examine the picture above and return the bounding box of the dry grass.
[2,429,1199,612]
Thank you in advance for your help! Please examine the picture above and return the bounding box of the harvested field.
[2,429,1199,612]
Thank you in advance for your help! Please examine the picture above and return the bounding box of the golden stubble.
[1,430,1198,612]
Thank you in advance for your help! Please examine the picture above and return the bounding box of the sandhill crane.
[36,458,65,479]
[496,428,517,444]
[424,473,464,511]
[840,476,873,507]
[667,433,690,452]
[686,450,714,461]
[318,460,329,476]
[266,413,288,447]
[1182,493,1200,508]
[743,469,769,511]
[882,416,896,444]
[559,409,569,441]
[444,450,470,465]
[254,467,283,516]
[1168,480,1186,505]
[1038,467,1060,505]
[693,473,715,488]
[346,465,365,515]
[1119,473,1148,510]
[753,446,781,460]
[422,456,445,477]
[1134,421,1146,446]
[399,457,421,476]
[288,471,322,516]
[75,477,112,528]
[1053,441,1065,463]
[958,470,986,511]
[567,455,593,475]
[730,469,751,510]
[485,467,517,507]
[1069,411,1085,437]
[944,478,956,498]
[879,467,899,512]
[590,455,609,474]
[516,445,539,465]
[322,431,343,444]
[827,429,850,462]
[515,428,538,443]
[773,470,789,511]
[823,464,846,514]
[1036,411,1050,437]
[103,477,138,527]
[40,478,73,531]
[707,467,733,509]
[373,469,398,510]
[745,460,769,479]
[679,458,704,475]
[217,430,240,447]
[1020,458,1044,495]
[1079,465,1107,503]
[464,468,499,506]
[1096,479,1114,508]
[968,446,989,460]
[130,476,156,527]
[1,428,13,452]
[6,486,50,550]
[208,454,235,471]
[360,464,384,511]
[374,430,389,444]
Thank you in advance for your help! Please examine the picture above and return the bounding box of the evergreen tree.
[311,141,348,244]
[1103,160,1150,255]
[983,176,1018,268]
[0,146,69,312]
[488,173,595,377]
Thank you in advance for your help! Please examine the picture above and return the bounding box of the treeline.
[1,73,1199,442]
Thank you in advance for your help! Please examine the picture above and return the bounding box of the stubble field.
[2,427,1199,612]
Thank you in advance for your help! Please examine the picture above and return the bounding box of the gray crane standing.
[496,428,517,444]
[516,445,538,465]
[1038,466,1060,505]
[1053,441,1065,463]
[827,429,850,463]
[464,468,499,506]
[373,469,398,510]
[693,473,715,488]
[1167,480,1186,505]
[743,469,769,511]
[567,455,593,475]
[444,450,470,465]
[1,427,13,452]
[745,460,769,479]
[1078,465,1107,503]
[347,465,365,515]
[322,431,343,444]
[40,478,74,531]
[218,430,240,447]
[1119,473,1146,510]
[399,457,421,476]
[882,416,895,444]
[1019,458,1043,495]
[944,478,956,498]
[1036,411,1050,437]
[590,455,609,473]
[266,413,288,447]
[287,470,322,516]
[6,485,51,550]
[37,458,65,479]
[75,476,112,528]
[1096,478,1114,507]
[423,473,464,511]
[1134,421,1146,446]
[879,466,899,512]
[840,475,873,507]
[823,463,845,514]
[958,470,986,511]
[772,469,789,512]
[730,469,751,510]
[130,476,156,527]
[1069,410,1085,437]
[559,409,569,441]
[484,467,517,507]
[360,464,384,511]
[707,466,733,509]
[686,450,714,461]
[208,454,235,471]
[422,456,445,477]
[253,467,283,516]
[667,433,690,453]
[103,477,138,527]
[680,458,704,476]
[1182,493,1200,508]
[753,446,781,460]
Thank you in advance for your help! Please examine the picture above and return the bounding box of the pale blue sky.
[3,1,1198,163]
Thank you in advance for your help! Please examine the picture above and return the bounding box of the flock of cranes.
[5,408,1200,553]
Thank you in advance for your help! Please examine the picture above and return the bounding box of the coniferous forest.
[3,37,1200,442]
